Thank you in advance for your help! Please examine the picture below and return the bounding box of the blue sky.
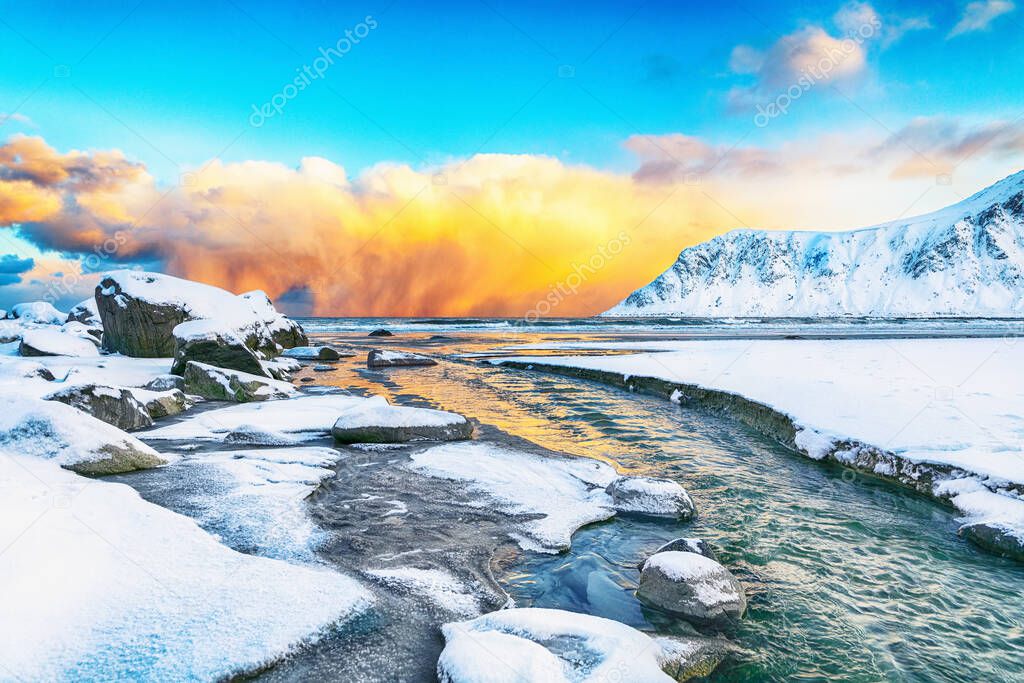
[1,1,1023,313]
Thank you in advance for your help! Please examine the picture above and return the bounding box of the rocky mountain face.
[605,171,1024,317]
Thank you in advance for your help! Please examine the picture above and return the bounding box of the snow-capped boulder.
[638,538,718,570]
[0,396,165,474]
[145,374,186,392]
[240,290,308,350]
[61,320,102,343]
[66,297,101,326]
[45,383,154,431]
[95,270,308,359]
[0,358,55,381]
[10,301,66,325]
[367,349,437,368]
[637,551,746,625]
[282,345,347,361]
[331,403,472,443]
[262,356,301,381]
[182,361,297,402]
[170,323,268,377]
[438,608,729,682]
[959,522,1024,562]
[606,476,696,519]
[129,387,193,419]
[19,328,101,358]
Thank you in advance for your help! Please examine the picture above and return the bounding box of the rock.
[66,298,101,326]
[62,320,103,343]
[960,522,1024,562]
[368,328,393,337]
[282,345,347,361]
[132,388,193,419]
[262,357,300,381]
[637,551,746,625]
[638,538,718,570]
[367,349,437,368]
[182,361,297,402]
[3,359,56,381]
[313,364,336,372]
[332,404,472,443]
[438,608,730,682]
[224,424,301,446]
[0,396,165,475]
[19,328,101,358]
[145,374,186,392]
[10,301,67,324]
[606,476,696,520]
[45,383,154,431]
[300,376,315,383]
[171,329,268,377]
[96,273,191,356]
[240,290,309,350]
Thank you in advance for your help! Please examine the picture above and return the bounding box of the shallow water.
[112,324,1024,681]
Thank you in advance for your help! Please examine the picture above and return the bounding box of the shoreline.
[497,359,1024,562]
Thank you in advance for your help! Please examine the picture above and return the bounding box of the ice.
[0,452,373,680]
[407,442,618,553]
[144,394,387,441]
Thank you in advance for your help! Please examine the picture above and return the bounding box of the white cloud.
[949,0,1015,37]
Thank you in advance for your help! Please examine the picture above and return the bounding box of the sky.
[0,0,1023,315]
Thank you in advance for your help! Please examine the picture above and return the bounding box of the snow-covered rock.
[283,345,348,361]
[95,270,307,359]
[331,403,472,443]
[0,396,165,474]
[144,394,381,441]
[607,170,1024,316]
[182,361,297,402]
[408,442,618,553]
[144,373,185,392]
[66,297,101,326]
[171,323,269,376]
[606,476,696,519]
[19,328,100,357]
[367,349,437,368]
[45,383,153,431]
[438,608,728,682]
[637,551,746,625]
[0,452,373,680]
[639,538,717,569]
[10,301,66,324]
[127,386,192,419]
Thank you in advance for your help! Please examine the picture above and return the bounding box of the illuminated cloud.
[949,0,1016,37]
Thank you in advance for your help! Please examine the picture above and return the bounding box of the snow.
[499,336,1024,541]
[0,395,163,469]
[439,608,690,682]
[605,169,1024,317]
[19,328,99,357]
[407,442,618,553]
[333,402,467,429]
[607,476,695,516]
[173,447,344,561]
[0,452,373,680]
[365,567,482,617]
[9,301,66,324]
[144,394,386,441]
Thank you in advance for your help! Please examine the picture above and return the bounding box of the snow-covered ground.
[0,452,373,681]
[498,337,1024,546]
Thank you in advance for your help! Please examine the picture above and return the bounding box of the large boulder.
[170,325,268,377]
[606,476,696,520]
[959,522,1024,562]
[638,538,718,569]
[45,383,154,431]
[182,361,297,402]
[438,608,731,682]
[0,396,165,475]
[66,297,101,326]
[331,403,472,443]
[367,349,437,368]
[129,387,193,419]
[637,551,746,625]
[95,270,308,359]
[10,301,66,325]
[19,328,101,358]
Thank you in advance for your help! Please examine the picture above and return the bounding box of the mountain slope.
[605,171,1024,317]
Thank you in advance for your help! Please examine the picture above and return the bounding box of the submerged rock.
[183,361,297,402]
[332,404,472,443]
[960,522,1024,562]
[438,607,730,682]
[637,551,746,625]
[368,328,393,337]
[638,538,718,570]
[606,476,696,519]
[313,364,336,372]
[367,349,437,368]
[45,383,153,431]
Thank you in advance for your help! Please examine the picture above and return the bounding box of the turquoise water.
[310,329,1024,682]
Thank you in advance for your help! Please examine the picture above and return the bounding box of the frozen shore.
[497,337,1024,560]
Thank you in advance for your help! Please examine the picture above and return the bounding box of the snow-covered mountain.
[605,171,1024,317]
